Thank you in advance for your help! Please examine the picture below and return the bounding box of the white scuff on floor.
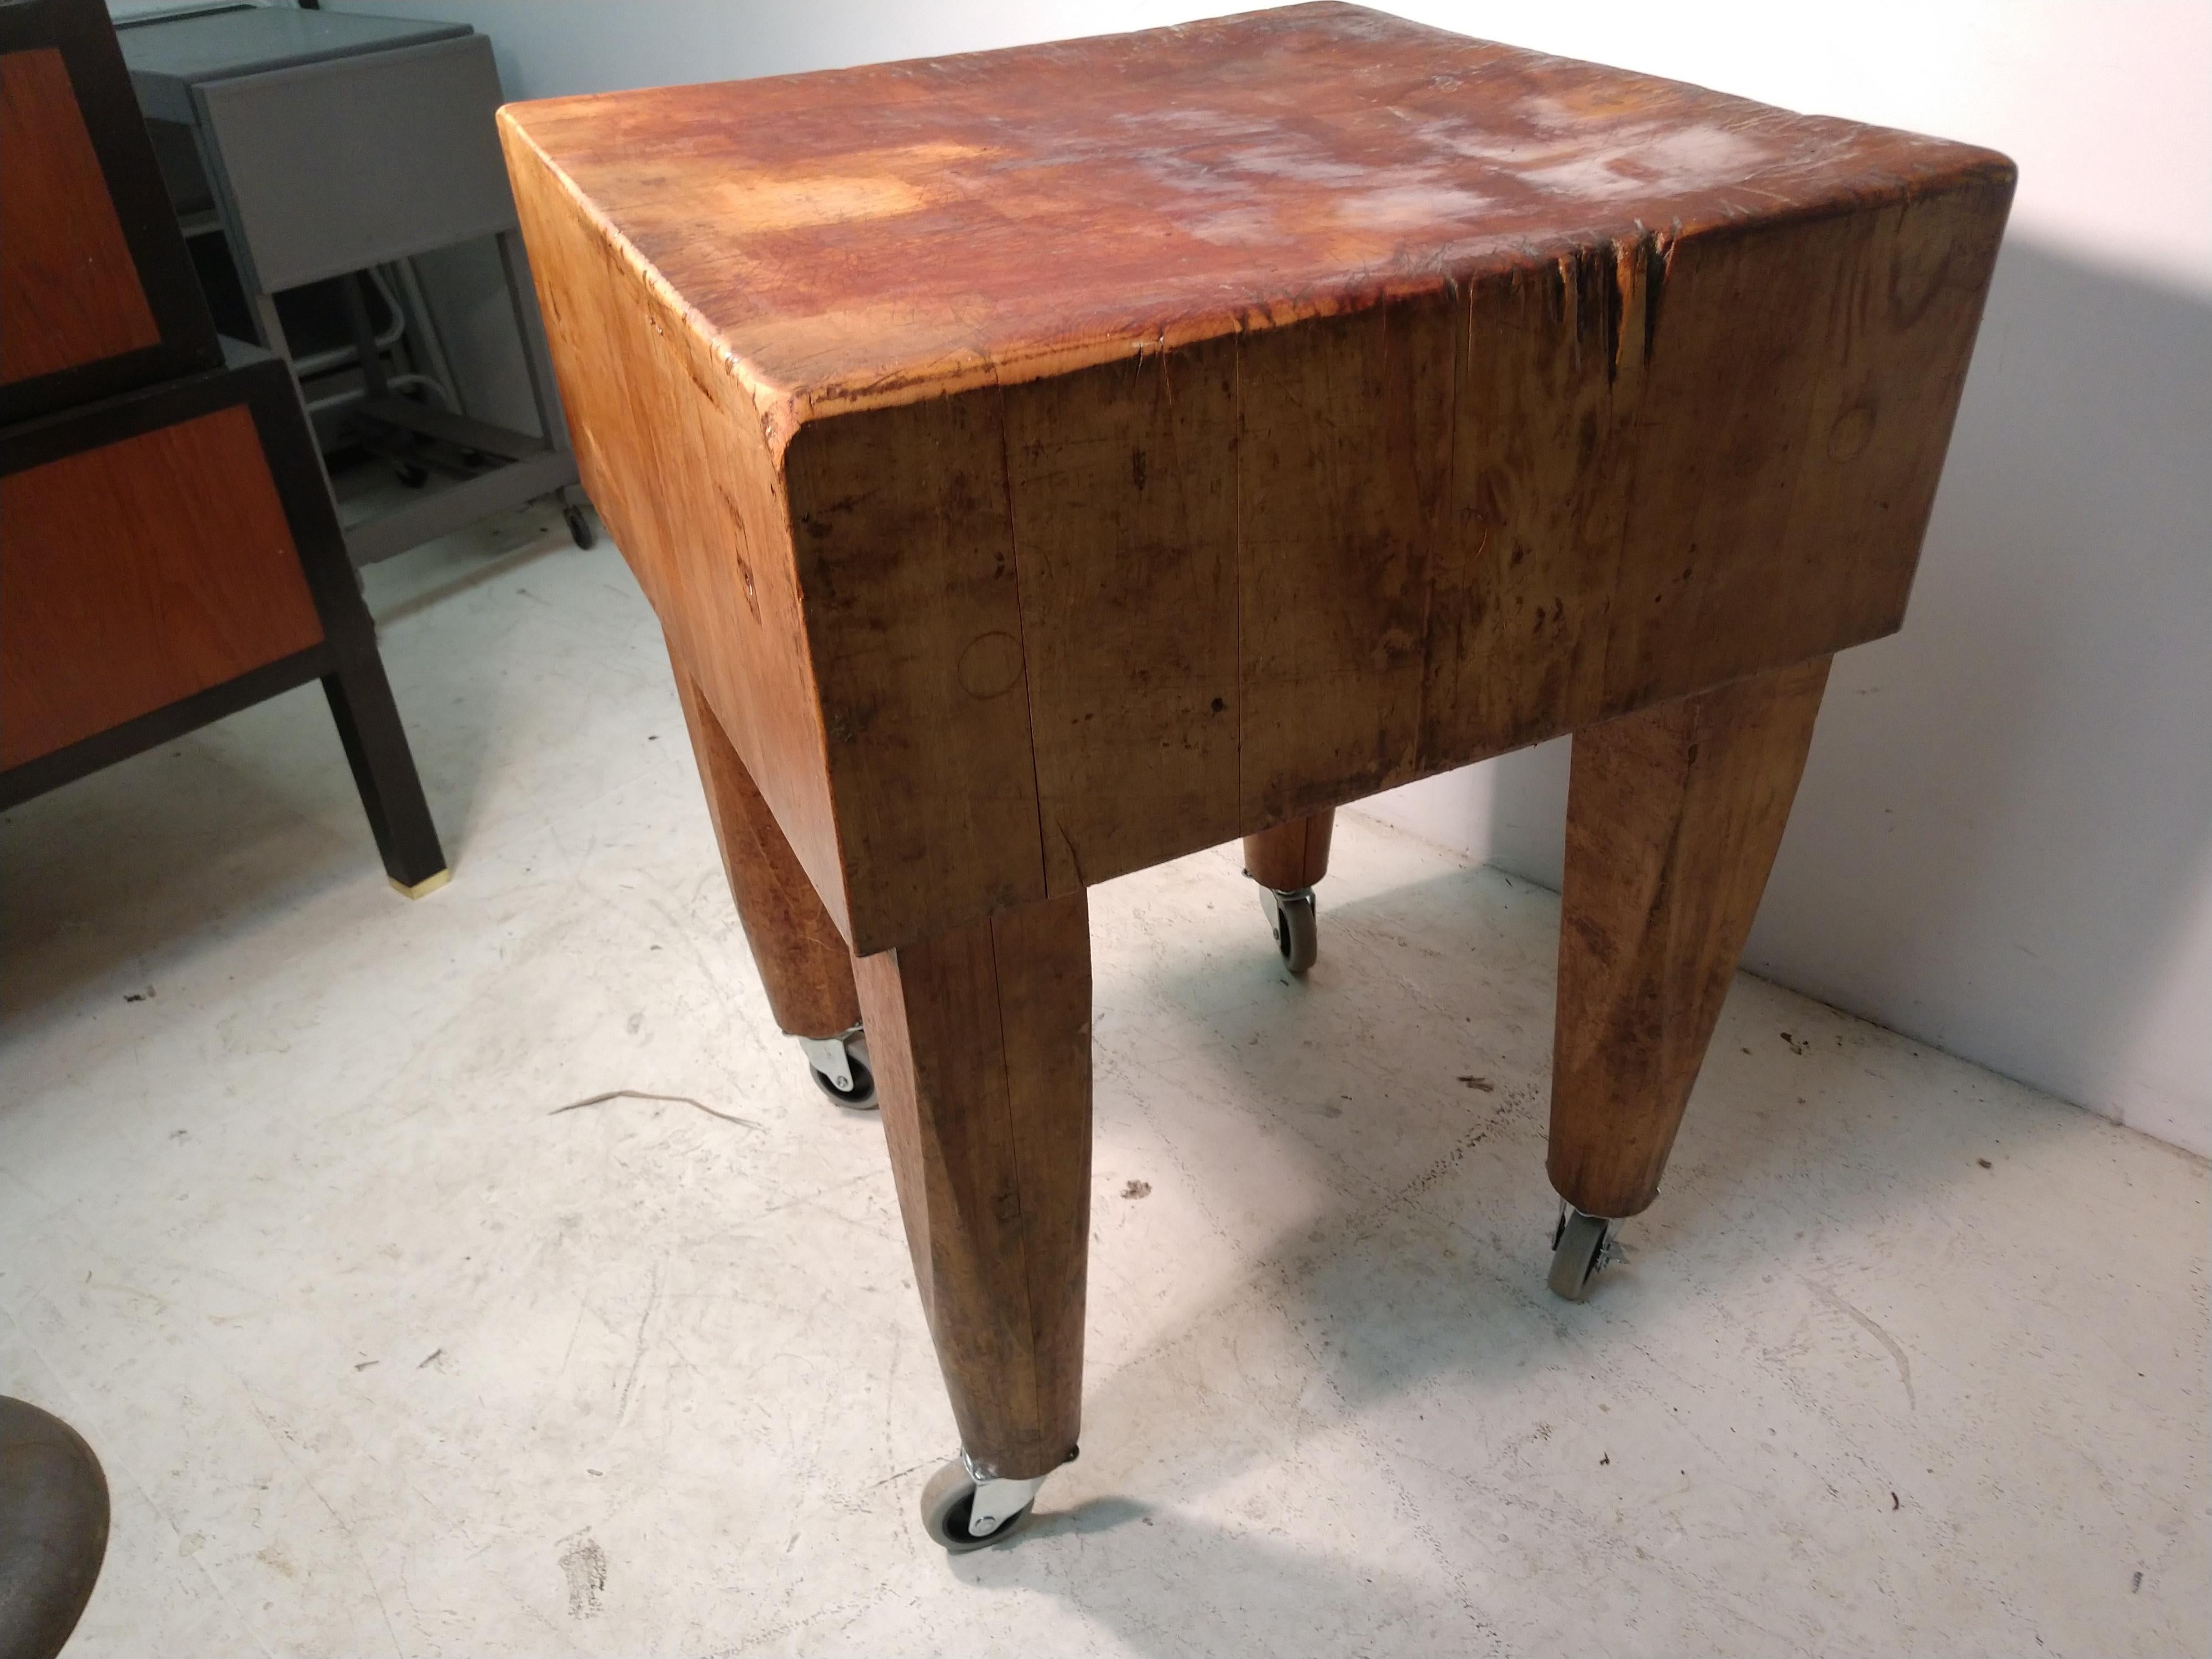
[2,514,2205,1657]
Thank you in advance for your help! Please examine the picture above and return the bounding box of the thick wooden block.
[501,2,2011,952]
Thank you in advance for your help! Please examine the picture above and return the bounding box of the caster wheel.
[1262,888,1318,974]
[395,461,429,489]
[810,1052,875,1109]
[920,1459,1033,1553]
[1547,1206,1619,1302]
[565,504,598,549]
[802,1031,876,1110]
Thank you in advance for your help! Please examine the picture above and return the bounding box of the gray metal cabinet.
[119,6,586,564]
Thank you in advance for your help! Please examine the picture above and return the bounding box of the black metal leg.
[322,653,447,896]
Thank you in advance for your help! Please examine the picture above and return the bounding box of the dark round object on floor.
[565,504,599,549]
[0,1396,111,1659]
[395,461,429,489]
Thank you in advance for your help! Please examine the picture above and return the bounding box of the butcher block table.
[499,2,2011,1550]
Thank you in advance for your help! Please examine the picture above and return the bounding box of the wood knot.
[1827,404,1876,462]
[957,632,1025,700]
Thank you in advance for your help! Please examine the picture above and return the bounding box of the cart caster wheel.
[798,1029,875,1110]
[395,461,429,489]
[919,1458,1040,1553]
[1259,886,1318,974]
[565,504,598,549]
[1547,1204,1621,1302]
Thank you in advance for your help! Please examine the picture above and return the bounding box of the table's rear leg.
[852,890,1091,1552]
[1547,657,1832,1299]
[669,657,870,1107]
[1243,809,1335,973]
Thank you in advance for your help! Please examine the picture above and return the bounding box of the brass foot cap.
[390,868,453,900]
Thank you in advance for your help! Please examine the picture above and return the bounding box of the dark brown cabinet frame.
[0,0,222,426]
[1,343,447,891]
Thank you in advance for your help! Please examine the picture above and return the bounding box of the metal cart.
[118,4,590,562]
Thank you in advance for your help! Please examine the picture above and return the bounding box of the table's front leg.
[1547,656,1832,1298]
[1242,810,1335,974]
[669,656,869,1104]
[852,889,1092,1550]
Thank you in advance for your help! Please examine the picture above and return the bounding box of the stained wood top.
[499,2,2008,442]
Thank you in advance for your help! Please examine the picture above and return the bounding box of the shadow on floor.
[951,854,2100,1640]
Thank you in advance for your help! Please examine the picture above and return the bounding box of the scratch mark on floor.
[236,1383,406,1657]
[616,1263,663,1423]
[550,1089,761,1130]
[1806,1278,1916,1411]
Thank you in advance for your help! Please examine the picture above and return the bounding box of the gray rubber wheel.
[1547,1208,1613,1302]
[919,1458,1032,1553]
[1270,889,1318,974]
[808,1034,877,1110]
[565,504,598,549]
[810,1052,876,1109]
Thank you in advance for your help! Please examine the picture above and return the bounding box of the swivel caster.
[1547,1203,1622,1301]
[565,503,599,549]
[1258,885,1318,974]
[797,1027,875,1109]
[918,1455,1048,1553]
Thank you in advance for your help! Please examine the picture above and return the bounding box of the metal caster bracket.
[966,1466,1047,1540]
[1547,1203,1623,1301]
[797,1026,875,1109]
[919,1452,1057,1552]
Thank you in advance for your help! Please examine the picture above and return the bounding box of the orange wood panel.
[1,404,326,768]
[0,46,159,386]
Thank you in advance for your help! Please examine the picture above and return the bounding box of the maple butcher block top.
[496,1,2011,448]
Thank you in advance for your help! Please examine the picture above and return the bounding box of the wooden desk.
[499,2,2010,1548]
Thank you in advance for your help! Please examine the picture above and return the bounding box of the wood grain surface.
[1548,657,1833,1219]
[1243,811,1336,893]
[0,45,159,385]
[853,889,1091,1479]
[2,404,325,769]
[672,653,859,1040]
[500,2,2010,438]
[502,2,2011,953]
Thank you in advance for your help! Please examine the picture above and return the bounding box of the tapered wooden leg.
[1243,810,1333,973]
[853,890,1091,1480]
[1241,809,1335,891]
[670,656,859,1040]
[1550,658,1832,1220]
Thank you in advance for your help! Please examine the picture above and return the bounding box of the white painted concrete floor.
[3,513,2206,1658]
